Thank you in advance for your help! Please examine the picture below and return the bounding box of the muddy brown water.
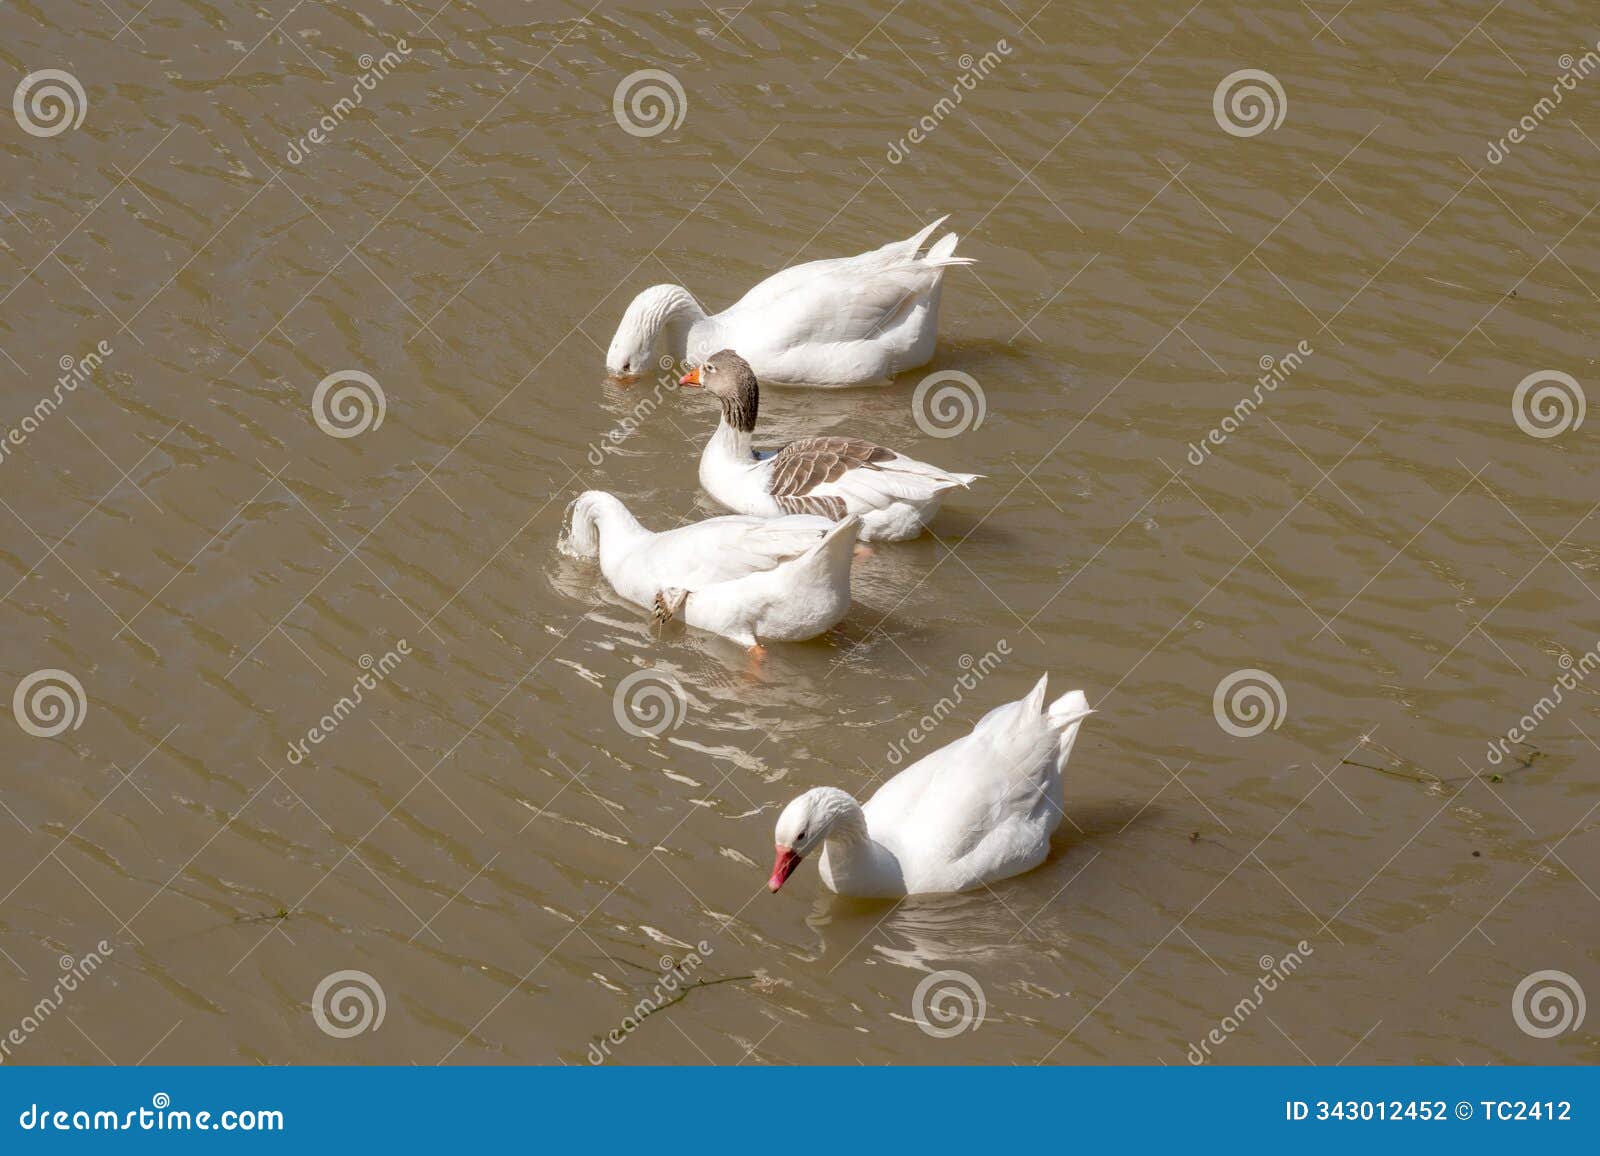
[1,0,1598,1066]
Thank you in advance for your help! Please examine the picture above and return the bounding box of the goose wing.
[863,681,1063,868]
[643,514,833,587]
[716,219,967,356]
[721,218,950,316]
[767,436,976,519]
[766,436,897,518]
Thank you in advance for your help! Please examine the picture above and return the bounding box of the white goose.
[562,491,858,650]
[604,217,972,388]
[680,349,978,542]
[767,675,1094,897]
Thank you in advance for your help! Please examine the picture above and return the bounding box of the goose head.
[679,349,759,434]
[606,285,704,382]
[768,786,860,892]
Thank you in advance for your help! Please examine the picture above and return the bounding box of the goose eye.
[797,829,807,841]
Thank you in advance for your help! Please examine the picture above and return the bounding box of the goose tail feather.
[922,230,975,267]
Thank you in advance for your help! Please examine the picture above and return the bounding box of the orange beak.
[768,846,802,893]
[678,367,702,387]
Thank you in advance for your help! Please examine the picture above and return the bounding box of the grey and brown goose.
[679,350,978,543]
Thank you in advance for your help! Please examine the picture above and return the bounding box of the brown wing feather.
[774,492,849,518]
[767,436,896,518]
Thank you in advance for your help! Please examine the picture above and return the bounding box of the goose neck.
[816,796,902,893]
[707,414,755,461]
[652,287,707,361]
[717,374,759,436]
[577,493,647,558]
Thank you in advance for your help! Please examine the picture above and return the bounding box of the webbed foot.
[652,587,688,630]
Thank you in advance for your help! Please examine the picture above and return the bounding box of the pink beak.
[768,846,802,893]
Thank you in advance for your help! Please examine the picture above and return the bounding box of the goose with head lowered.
[562,491,859,651]
[680,350,979,542]
[766,675,1094,898]
[604,217,971,388]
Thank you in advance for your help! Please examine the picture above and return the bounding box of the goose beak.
[678,367,702,387]
[768,846,801,892]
